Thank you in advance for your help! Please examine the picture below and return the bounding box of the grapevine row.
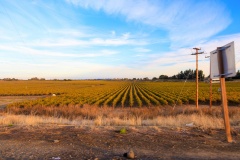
[4,80,240,108]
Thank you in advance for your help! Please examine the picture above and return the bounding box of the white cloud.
[66,0,231,48]
[11,29,148,48]
[25,37,148,47]
[0,60,110,79]
[122,32,130,40]
[146,33,240,76]
[111,30,116,37]
[0,1,237,79]
[134,47,151,53]
[48,29,93,38]
[2,32,239,79]
[0,45,118,58]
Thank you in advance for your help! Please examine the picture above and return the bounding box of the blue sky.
[0,0,239,79]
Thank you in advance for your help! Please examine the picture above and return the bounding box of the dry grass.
[0,113,70,126]
[1,105,240,129]
[92,114,226,129]
[6,104,240,119]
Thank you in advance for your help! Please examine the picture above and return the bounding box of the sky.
[0,0,240,79]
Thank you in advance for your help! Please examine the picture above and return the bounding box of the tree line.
[152,69,240,81]
[152,69,205,81]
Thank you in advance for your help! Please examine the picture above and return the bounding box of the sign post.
[210,41,236,143]
[210,78,212,108]
[217,47,232,143]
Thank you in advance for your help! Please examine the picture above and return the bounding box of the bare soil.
[0,96,47,109]
[0,96,240,159]
[0,125,239,160]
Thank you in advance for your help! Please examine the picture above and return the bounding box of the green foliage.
[159,75,168,79]
[233,70,240,79]
[8,124,13,127]
[172,69,205,80]
[119,128,127,134]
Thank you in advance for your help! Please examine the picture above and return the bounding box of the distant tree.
[171,75,178,79]
[29,77,39,80]
[3,78,18,81]
[175,69,204,80]
[233,70,240,79]
[159,75,168,79]
[192,70,205,80]
[156,69,205,81]
[183,69,194,79]
[143,77,149,81]
[152,77,158,81]
[198,70,205,80]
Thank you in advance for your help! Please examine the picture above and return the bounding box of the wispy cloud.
[66,0,231,48]
[145,33,240,76]
[0,0,238,79]
[133,47,151,53]
[18,31,149,47]
[0,45,118,58]
[48,28,94,38]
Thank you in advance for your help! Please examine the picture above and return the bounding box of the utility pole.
[205,55,212,109]
[191,48,204,109]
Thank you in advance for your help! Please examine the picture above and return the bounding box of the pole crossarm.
[191,52,204,55]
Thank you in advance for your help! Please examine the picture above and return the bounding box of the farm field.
[1,80,240,109]
[1,80,240,159]
[0,80,240,123]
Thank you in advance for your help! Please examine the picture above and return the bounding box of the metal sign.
[210,41,236,79]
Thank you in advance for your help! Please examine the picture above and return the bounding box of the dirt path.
[0,125,239,160]
[0,96,48,109]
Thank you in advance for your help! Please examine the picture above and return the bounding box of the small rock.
[185,122,194,127]
[123,149,135,159]
[231,130,238,136]
[53,140,60,143]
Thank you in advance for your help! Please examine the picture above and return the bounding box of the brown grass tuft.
[1,105,240,129]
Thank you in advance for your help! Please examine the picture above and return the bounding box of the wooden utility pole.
[209,79,212,108]
[217,47,232,143]
[192,48,204,109]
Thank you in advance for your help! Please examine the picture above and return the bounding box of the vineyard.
[1,80,240,109]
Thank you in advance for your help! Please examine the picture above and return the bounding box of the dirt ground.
[0,96,240,159]
[0,125,239,160]
[0,96,47,109]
